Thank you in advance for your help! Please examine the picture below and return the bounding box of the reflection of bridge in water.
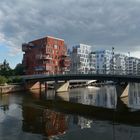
[19,83,140,139]
[45,83,140,109]
[1,85,140,139]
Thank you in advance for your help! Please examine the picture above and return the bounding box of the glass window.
[54,45,58,49]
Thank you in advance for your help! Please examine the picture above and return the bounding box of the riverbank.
[0,84,24,94]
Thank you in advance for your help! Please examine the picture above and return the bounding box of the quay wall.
[0,84,25,94]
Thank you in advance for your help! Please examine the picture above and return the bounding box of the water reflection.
[128,83,140,109]
[1,83,140,140]
[56,85,117,109]
[0,94,9,112]
[22,106,68,138]
[44,83,140,110]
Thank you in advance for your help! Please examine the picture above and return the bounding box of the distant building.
[126,57,140,75]
[70,44,92,74]
[115,54,127,74]
[22,36,70,75]
[138,61,140,75]
[94,50,114,74]
[89,52,96,73]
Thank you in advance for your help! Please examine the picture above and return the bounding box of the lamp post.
[127,52,130,74]
[128,52,130,57]
[112,47,115,74]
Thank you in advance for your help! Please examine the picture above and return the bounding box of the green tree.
[0,76,7,85]
[14,63,24,75]
[0,59,13,77]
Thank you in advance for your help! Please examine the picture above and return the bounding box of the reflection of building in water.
[69,86,117,109]
[95,86,117,108]
[43,109,68,137]
[45,90,56,100]
[77,116,92,129]
[128,83,140,109]
[68,114,93,129]
[0,94,9,112]
[22,106,68,138]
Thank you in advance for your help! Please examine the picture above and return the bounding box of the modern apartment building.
[115,54,127,74]
[94,50,115,74]
[22,36,70,75]
[89,52,96,73]
[70,44,92,74]
[126,57,140,75]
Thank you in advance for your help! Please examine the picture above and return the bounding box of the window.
[54,45,58,49]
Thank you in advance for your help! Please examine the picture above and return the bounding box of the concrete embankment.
[0,84,25,94]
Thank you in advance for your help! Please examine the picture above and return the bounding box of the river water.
[0,83,140,140]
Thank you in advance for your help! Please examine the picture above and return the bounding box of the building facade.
[126,57,140,75]
[22,36,70,75]
[115,54,127,74]
[89,52,96,73]
[94,50,115,74]
[70,44,92,74]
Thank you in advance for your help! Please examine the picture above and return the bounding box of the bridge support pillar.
[25,81,47,91]
[25,81,42,90]
[54,81,69,93]
[116,82,129,98]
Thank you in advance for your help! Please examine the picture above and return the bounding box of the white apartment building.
[115,54,127,75]
[138,62,140,75]
[70,44,92,74]
[94,50,115,74]
[126,57,140,75]
[70,44,140,75]
[89,52,96,73]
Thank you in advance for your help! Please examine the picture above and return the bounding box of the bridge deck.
[22,74,140,83]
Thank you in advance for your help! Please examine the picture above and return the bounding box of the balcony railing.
[67,69,140,76]
[41,55,52,60]
[34,66,51,71]
[36,54,52,60]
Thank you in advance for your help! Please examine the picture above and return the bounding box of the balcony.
[45,66,51,71]
[34,66,51,71]
[34,66,45,71]
[42,55,52,60]
[36,54,52,60]
[46,51,51,54]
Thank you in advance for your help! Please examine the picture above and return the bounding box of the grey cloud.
[0,0,140,55]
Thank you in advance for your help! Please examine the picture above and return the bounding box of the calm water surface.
[0,83,140,140]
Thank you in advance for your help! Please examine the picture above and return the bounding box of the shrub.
[0,76,7,85]
[12,76,23,83]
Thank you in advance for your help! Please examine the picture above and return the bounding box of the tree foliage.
[0,60,24,77]
[0,60,24,84]
[0,76,7,85]
[0,59,13,77]
[14,63,24,75]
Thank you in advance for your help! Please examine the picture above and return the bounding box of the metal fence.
[66,69,140,76]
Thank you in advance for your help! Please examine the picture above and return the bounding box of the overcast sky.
[0,0,140,67]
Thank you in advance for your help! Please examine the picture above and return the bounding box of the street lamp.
[128,52,130,57]
[112,47,115,74]
[127,52,130,74]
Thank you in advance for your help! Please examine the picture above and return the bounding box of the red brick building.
[22,36,70,75]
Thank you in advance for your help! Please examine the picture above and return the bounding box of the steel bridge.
[22,73,140,83]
